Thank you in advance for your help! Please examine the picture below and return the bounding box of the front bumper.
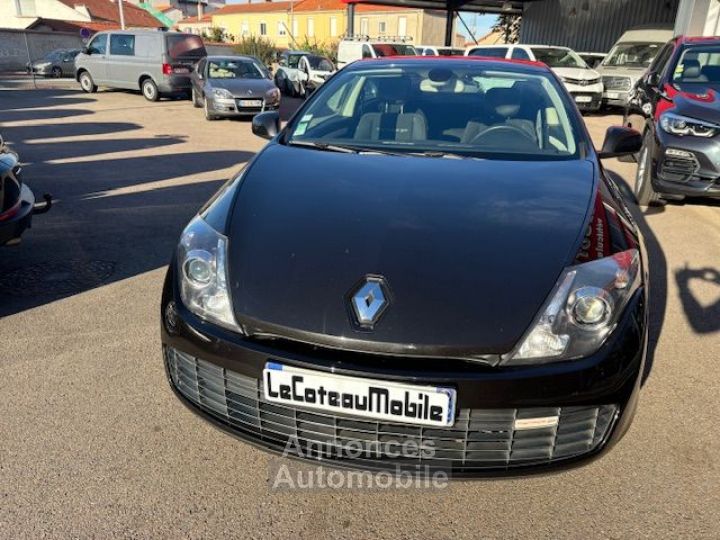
[160,267,647,477]
[563,82,603,111]
[651,129,720,198]
[207,96,280,117]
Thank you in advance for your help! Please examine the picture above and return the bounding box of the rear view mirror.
[598,126,642,159]
[252,111,281,140]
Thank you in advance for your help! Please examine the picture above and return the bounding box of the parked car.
[336,36,416,68]
[190,55,280,120]
[466,44,604,112]
[161,56,647,476]
[0,134,51,246]
[597,25,675,108]
[417,45,464,56]
[75,30,206,101]
[274,51,335,96]
[578,52,605,69]
[624,35,720,206]
[26,48,80,78]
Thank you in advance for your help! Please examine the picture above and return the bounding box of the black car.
[0,134,51,246]
[161,57,647,477]
[625,35,720,206]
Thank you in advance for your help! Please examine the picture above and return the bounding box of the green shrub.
[293,38,339,63]
[233,36,279,66]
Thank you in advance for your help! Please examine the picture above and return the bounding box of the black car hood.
[669,83,720,124]
[211,78,274,97]
[227,144,594,356]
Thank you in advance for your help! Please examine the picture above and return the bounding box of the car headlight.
[211,88,233,99]
[177,216,238,331]
[503,249,641,365]
[660,112,719,137]
[265,88,280,100]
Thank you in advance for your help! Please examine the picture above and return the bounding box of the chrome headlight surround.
[177,216,238,331]
[503,250,641,365]
[660,112,719,137]
[265,87,280,101]
[211,87,233,99]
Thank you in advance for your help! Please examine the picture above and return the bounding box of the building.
[201,0,454,48]
[130,0,226,20]
[1,0,164,31]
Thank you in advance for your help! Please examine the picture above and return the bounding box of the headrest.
[683,59,702,79]
[485,87,522,118]
[377,76,411,102]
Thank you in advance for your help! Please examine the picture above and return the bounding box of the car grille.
[563,77,601,86]
[602,76,631,91]
[165,347,617,472]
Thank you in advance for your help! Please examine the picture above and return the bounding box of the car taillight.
[162,63,173,76]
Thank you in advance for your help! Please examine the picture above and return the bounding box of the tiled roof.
[56,0,164,27]
[294,0,408,11]
[178,14,212,24]
[212,1,296,15]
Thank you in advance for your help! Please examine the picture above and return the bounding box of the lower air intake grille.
[165,347,617,472]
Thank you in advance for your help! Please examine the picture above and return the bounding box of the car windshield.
[306,55,334,71]
[286,63,581,160]
[672,46,720,83]
[602,42,662,67]
[208,59,264,79]
[372,44,416,56]
[531,47,587,69]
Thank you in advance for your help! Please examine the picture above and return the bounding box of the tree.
[207,27,226,43]
[492,14,521,44]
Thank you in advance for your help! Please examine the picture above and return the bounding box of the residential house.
[206,0,455,49]
[1,0,164,31]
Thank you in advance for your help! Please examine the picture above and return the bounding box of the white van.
[336,36,416,68]
[465,44,604,112]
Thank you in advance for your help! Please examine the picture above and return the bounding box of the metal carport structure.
[341,0,541,46]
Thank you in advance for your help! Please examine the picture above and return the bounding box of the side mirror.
[646,72,660,87]
[598,126,642,159]
[252,111,281,140]
[82,46,90,55]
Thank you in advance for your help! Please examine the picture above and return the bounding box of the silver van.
[75,30,207,101]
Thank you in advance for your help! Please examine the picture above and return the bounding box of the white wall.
[674,0,720,36]
[0,0,91,29]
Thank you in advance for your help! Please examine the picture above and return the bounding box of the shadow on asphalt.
[0,88,254,318]
[606,168,667,386]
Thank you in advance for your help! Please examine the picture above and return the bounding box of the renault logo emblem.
[349,276,389,328]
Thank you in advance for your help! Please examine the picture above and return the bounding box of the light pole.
[118,0,125,29]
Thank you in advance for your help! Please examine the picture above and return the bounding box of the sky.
[224,0,498,40]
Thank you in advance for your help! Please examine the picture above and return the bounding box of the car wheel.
[192,87,202,108]
[142,78,159,102]
[635,132,660,207]
[51,66,62,78]
[79,71,97,93]
[204,97,217,121]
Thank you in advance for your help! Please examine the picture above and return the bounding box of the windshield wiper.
[286,140,360,153]
[287,141,471,159]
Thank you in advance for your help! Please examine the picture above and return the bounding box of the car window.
[672,46,720,83]
[372,44,415,56]
[511,47,531,60]
[287,64,581,160]
[531,47,587,68]
[207,59,264,79]
[362,45,373,59]
[87,34,107,55]
[288,54,302,68]
[467,47,508,58]
[647,41,674,76]
[602,42,662,68]
[110,34,135,56]
[166,34,206,60]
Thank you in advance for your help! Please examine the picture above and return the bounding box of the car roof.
[352,55,548,71]
[676,35,720,45]
[206,55,257,61]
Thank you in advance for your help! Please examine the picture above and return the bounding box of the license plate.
[575,95,592,103]
[239,99,262,108]
[173,67,190,74]
[606,92,620,99]
[263,363,456,427]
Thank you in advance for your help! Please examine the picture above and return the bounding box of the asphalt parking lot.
[1,82,719,538]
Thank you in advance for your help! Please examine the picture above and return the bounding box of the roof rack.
[340,34,413,43]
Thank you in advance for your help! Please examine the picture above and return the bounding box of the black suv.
[625,36,720,206]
